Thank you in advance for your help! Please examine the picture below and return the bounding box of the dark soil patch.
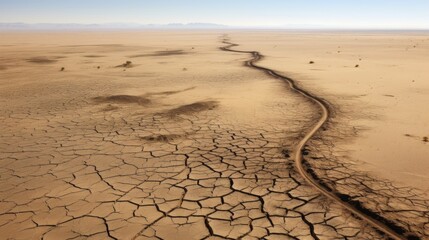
[166,101,218,116]
[26,57,59,64]
[149,87,196,96]
[93,95,150,105]
[84,55,106,58]
[115,61,134,68]
[141,134,181,142]
[129,50,188,58]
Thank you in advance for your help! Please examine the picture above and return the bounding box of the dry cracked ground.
[0,32,428,239]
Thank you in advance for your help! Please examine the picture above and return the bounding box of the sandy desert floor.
[0,31,428,239]
[230,31,429,190]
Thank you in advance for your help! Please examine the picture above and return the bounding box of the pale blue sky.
[1,0,428,28]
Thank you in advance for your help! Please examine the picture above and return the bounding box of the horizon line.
[1,22,429,31]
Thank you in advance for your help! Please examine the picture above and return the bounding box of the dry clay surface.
[0,32,426,239]
[230,32,429,190]
[230,32,429,239]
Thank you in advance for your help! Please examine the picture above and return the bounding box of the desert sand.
[0,31,428,239]
[230,31,429,189]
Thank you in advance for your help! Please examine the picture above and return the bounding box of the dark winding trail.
[220,38,406,240]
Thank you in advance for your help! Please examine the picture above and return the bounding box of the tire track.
[220,37,406,240]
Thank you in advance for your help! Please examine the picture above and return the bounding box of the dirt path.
[220,38,406,240]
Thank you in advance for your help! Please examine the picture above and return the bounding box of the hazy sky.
[1,0,429,29]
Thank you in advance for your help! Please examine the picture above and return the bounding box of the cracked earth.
[0,32,428,239]
[304,111,429,239]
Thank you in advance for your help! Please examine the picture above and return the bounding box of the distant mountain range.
[0,22,230,30]
[2,22,424,31]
